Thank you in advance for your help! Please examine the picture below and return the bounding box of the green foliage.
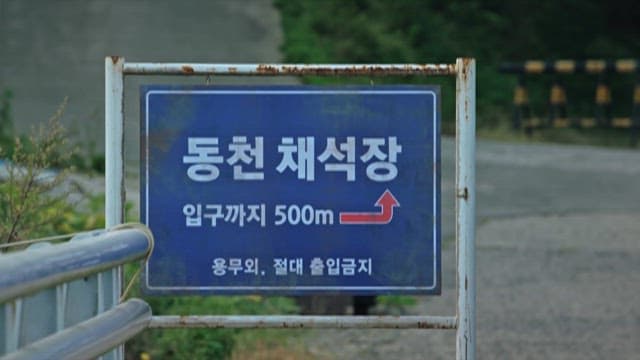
[275,0,640,135]
[0,91,106,250]
[377,295,417,308]
[0,99,80,245]
[375,295,418,315]
[127,295,299,359]
[0,90,103,174]
[0,90,13,151]
[120,235,300,359]
[122,255,299,358]
[0,91,297,359]
[56,194,106,234]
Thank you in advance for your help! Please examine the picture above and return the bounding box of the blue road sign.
[141,86,440,295]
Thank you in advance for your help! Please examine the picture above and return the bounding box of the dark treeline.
[276,0,640,130]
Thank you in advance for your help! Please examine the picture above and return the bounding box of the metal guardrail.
[3,299,150,360]
[0,225,154,359]
[0,226,153,303]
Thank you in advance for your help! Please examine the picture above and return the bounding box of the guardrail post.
[512,75,529,131]
[549,79,569,128]
[595,74,612,127]
[456,58,476,360]
[631,78,640,146]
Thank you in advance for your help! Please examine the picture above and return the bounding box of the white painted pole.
[455,58,476,360]
[105,56,125,230]
[105,56,125,360]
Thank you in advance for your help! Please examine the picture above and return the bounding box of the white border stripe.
[144,89,438,292]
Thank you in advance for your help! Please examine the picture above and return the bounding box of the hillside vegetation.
[276,0,640,141]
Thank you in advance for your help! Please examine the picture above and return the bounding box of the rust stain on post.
[461,58,472,81]
[110,56,121,64]
[423,64,456,76]
[256,64,279,75]
[256,64,454,76]
[181,65,195,74]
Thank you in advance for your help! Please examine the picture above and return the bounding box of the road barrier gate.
[500,59,640,145]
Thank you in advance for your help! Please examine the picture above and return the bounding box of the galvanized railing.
[0,224,154,359]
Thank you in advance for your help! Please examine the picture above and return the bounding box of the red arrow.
[339,190,400,225]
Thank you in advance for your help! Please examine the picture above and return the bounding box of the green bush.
[126,296,299,359]
[0,93,299,359]
[0,90,13,151]
[275,0,640,135]
[0,99,79,246]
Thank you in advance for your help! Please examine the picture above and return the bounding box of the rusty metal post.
[105,56,125,360]
[149,315,456,329]
[112,60,472,357]
[123,63,456,76]
[455,58,476,360]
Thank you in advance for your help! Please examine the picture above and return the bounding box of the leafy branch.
[0,98,79,247]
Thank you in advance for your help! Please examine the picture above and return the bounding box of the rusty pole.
[455,58,476,360]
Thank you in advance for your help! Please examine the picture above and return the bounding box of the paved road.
[304,138,640,359]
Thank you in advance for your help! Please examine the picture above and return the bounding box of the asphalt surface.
[304,138,640,359]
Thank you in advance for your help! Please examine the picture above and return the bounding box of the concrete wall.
[0,0,294,167]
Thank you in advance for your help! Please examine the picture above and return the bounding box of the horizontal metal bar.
[149,315,457,330]
[123,63,456,76]
[0,224,153,303]
[2,299,151,360]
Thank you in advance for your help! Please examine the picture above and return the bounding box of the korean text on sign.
[183,136,402,182]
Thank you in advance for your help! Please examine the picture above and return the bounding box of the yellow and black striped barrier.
[500,60,640,145]
[500,59,639,74]
[523,117,633,129]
